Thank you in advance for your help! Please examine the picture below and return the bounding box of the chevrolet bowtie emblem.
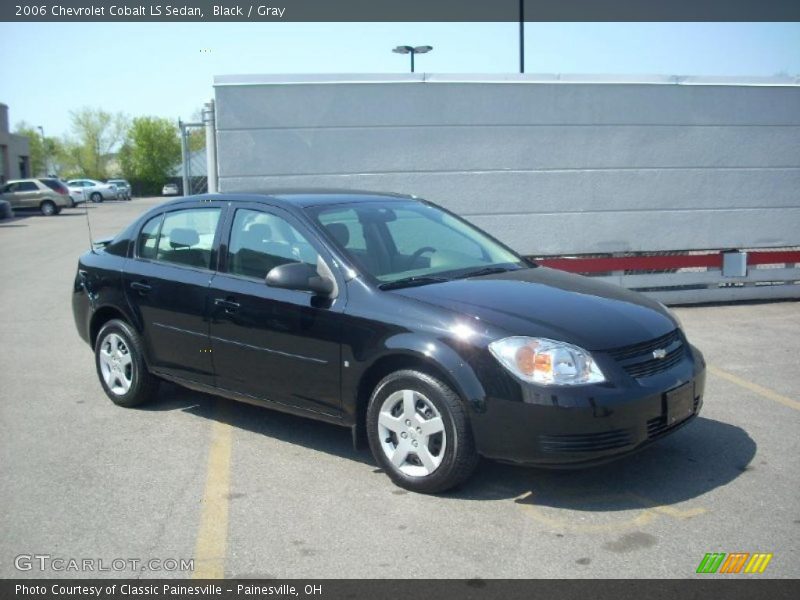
[652,348,667,359]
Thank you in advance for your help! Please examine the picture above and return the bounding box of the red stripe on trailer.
[748,251,800,265]
[537,254,720,273]
[536,250,800,274]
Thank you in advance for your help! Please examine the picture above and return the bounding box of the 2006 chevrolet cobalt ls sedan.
[73,191,705,493]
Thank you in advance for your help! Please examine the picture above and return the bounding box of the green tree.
[63,107,128,179]
[13,122,61,176]
[119,116,182,194]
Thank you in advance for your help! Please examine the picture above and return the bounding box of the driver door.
[208,204,345,417]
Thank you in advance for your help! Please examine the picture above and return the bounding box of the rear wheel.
[367,369,479,494]
[95,319,159,407]
[90,192,102,203]
[40,200,56,216]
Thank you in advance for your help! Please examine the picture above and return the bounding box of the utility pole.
[179,119,190,196]
[519,0,525,74]
[203,100,218,193]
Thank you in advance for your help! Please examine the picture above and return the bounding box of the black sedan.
[72,191,705,493]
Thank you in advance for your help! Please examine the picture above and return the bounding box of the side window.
[2,183,15,193]
[155,208,221,269]
[17,181,38,192]
[316,208,367,252]
[137,214,163,259]
[227,209,318,280]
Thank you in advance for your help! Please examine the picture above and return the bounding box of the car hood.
[393,267,676,351]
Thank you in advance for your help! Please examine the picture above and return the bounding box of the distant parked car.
[67,179,120,202]
[0,178,72,215]
[66,182,87,205]
[0,198,13,219]
[107,179,132,200]
[162,183,179,196]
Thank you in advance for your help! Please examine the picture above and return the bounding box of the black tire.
[94,319,159,407]
[90,192,102,203]
[40,200,57,216]
[366,369,479,494]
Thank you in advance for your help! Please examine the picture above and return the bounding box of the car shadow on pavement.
[144,382,375,466]
[454,416,756,510]
[142,385,755,506]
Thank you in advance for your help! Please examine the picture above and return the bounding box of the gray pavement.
[0,198,798,579]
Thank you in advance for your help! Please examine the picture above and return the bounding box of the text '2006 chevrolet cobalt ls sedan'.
[73,191,705,493]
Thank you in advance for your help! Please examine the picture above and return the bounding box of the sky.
[1,21,799,137]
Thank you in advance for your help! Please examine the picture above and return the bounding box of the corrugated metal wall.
[214,74,800,257]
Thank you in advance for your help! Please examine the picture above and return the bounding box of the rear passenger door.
[123,202,225,386]
[207,204,345,416]
[8,181,40,208]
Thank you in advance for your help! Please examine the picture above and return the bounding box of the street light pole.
[392,45,433,73]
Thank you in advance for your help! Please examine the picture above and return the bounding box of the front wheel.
[367,369,479,494]
[94,319,159,407]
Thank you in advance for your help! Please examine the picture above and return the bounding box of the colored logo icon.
[696,552,773,574]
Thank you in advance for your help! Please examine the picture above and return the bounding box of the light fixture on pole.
[392,45,433,73]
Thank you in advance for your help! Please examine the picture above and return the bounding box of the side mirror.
[265,261,334,297]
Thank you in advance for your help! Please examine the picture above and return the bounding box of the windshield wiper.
[378,275,450,290]
[454,266,519,279]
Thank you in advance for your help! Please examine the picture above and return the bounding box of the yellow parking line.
[192,406,233,579]
[708,365,800,412]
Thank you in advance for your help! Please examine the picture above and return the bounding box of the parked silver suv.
[107,179,132,200]
[0,178,72,216]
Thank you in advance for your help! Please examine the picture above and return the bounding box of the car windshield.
[309,200,527,287]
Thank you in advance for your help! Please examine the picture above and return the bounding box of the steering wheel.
[406,246,436,269]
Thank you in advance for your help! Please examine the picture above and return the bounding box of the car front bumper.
[470,346,706,467]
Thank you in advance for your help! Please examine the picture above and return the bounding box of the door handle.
[130,281,152,293]
[214,298,240,312]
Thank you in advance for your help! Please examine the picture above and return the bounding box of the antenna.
[84,189,96,253]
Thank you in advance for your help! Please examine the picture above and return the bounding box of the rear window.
[41,179,67,193]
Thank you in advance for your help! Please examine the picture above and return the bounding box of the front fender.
[382,332,487,412]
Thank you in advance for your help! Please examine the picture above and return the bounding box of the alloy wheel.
[377,389,447,477]
[98,333,134,395]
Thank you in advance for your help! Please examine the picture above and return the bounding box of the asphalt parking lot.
[0,198,798,579]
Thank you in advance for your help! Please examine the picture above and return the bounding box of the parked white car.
[66,183,87,204]
[67,179,120,203]
[162,183,179,196]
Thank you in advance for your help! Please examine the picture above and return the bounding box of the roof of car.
[162,189,416,210]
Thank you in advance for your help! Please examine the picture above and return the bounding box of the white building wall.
[214,74,800,256]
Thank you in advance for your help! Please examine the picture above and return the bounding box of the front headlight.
[488,337,606,386]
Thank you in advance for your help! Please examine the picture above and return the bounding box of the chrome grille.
[606,329,685,379]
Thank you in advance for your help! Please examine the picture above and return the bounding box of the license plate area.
[665,382,694,426]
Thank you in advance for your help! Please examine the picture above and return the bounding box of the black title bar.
[3,0,800,22]
[3,580,800,600]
